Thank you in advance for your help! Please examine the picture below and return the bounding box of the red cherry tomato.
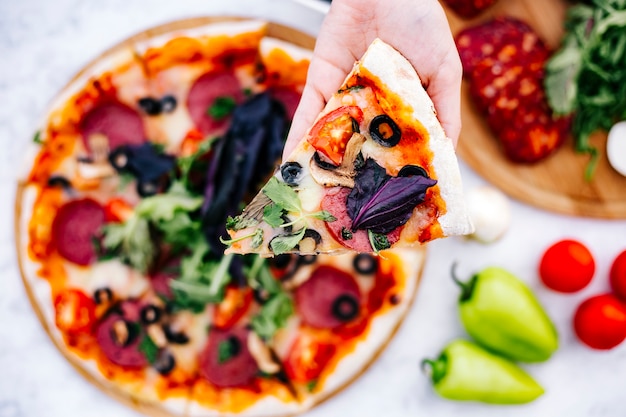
[103,197,134,223]
[574,294,626,350]
[539,239,595,293]
[284,333,336,383]
[610,250,626,302]
[54,289,96,334]
[307,106,363,166]
[212,286,253,329]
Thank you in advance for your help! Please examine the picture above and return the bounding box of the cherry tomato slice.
[103,197,134,223]
[610,250,626,302]
[539,239,595,293]
[284,333,336,383]
[212,286,253,329]
[307,106,363,166]
[573,293,626,350]
[54,289,97,334]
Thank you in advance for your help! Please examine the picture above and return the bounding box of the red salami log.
[443,0,498,19]
[294,265,362,329]
[321,187,401,252]
[80,102,146,152]
[51,198,105,266]
[186,71,244,135]
[199,327,258,388]
[96,306,147,368]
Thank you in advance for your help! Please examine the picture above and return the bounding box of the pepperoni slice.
[294,265,362,329]
[96,307,147,368]
[80,102,145,153]
[269,87,301,120]
[199,327,258,388]
[443,0,498,18]
[51,198,105,266]
[321,187,401,252]
[186,71,244,135]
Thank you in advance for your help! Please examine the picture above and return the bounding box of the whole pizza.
[15,18,427,416]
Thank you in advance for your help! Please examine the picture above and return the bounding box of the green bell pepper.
[453,265,558,362]
[423,340,544,404]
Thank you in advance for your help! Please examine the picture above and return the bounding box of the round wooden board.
[15,16,427,417]
[443,0,626,219]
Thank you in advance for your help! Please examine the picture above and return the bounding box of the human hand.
[283,0,462,158]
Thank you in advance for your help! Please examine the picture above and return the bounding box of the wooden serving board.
[443,0,626,219]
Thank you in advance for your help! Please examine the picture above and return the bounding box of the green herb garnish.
[217,338,238,364]
[139,334,159,364]
[341,227,353,240]
[269,228,306,256]
[33,130,43,145]
[306,380,318,392]
[368,230,390,253]
[207,96,236,120]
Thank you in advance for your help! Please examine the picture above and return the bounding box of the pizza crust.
[358,39,473,237]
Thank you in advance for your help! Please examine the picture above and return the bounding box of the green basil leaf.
[368,229,391,253]
[139,334,159,364]
[207,96,236,120]
[218,338,237,364]
[341,227,353,241]
[269,228,306,256]
[263,204,285,227]
[262,177,302,213]
[33,130,43,145]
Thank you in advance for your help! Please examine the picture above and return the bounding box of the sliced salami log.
[321,187,401,252]
[443,0,498,19]
[186,71,244,135]
[80,102,146,153]
[96,307,147,368]
[51,198,105,266]
[455,17,544,75]
[294,265,362,329]
[269,87,301,120]
[199,327,258,388]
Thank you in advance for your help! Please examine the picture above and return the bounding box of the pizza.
[15,18,427,416]
[224,38,473,256]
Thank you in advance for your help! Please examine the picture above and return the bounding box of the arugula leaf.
[269,228,306,255]
[251,291,294,341]
[102,216,155,274]
[135,182,203,221]
[262,177,302,213]
[208,96,236,120]
[139,334,159,364]
[263,204,285,227]
[170,252,233,305]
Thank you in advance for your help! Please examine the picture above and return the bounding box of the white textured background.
[1,1,625,416]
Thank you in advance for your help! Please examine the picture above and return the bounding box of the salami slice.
[199,327,258,388]
[269,87,301,120]
[321,187,401,252]
[443,0,498,19]
[51,198,105,266]
[80,102,146,153]
[186,71,244,135]
[96,307,147,368]
[294,265,362,329]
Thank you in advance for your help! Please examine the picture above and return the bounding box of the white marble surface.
[1,0,626,416]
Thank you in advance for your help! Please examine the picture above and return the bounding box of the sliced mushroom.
[247,331,281,374]
[147,324,168,348]
[77,159,116,180]
[309,132,366,188]
[88,133,110,163]
[111,319,135,347]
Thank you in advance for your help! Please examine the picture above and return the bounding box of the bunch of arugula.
[545,0,626,179]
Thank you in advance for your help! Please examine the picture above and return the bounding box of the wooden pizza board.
[443,0,626,219]
[15,16,427,417]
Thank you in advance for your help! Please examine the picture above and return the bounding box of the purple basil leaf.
[351,175,437,234]
[347,158,390,220]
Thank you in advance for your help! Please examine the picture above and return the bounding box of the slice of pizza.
[224,38,473,256]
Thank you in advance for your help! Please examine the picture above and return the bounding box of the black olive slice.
[331,294,360,322]
[109,146,131,172]
[313,151,339,170]
[398,165,429,178]
[110,319,139,347]
[93,287,113,305]
[154,350,176,375]
[140,305,162,325]
[298,255,318,265]
[47,175,72,189]
[136,180,160,197]
[280,162,303,186]
[253,287,271,305]
[353,254,378,275]
[296,229,323,253]
[163,325,189,345]
[138,97,162,116]
[160,95,177,113]
[369,114,401,147]
[269,254,293,270]
[389,294,401,305]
